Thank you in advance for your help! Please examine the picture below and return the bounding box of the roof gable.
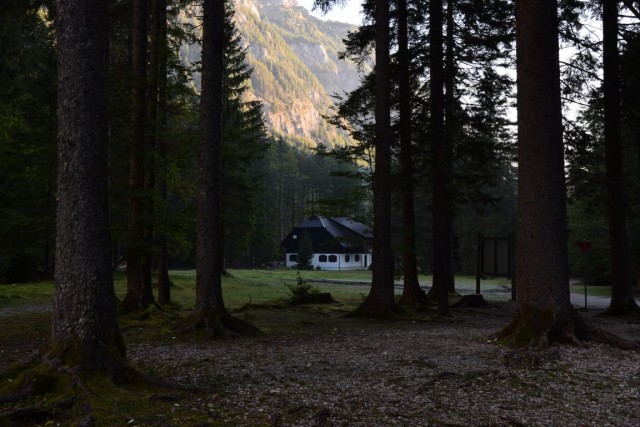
[281,215,372,253]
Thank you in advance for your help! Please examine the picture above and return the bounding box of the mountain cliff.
[181,0,363,148]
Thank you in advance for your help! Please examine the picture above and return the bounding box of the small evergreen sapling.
[296,230,314,270]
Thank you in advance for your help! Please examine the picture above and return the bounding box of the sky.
[297,0,364,25]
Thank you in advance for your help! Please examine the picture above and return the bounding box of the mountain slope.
[182,0,364,148]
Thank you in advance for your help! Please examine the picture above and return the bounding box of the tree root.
[118,294,162,316]
[174,307,263,338]
[398,290,430,309]
[598,300,640,318]
[451,294,489,308]
[0,357,193,426]
[495,306,639,351]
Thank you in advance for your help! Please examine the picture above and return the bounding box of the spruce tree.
[51,0,128,376]
[221,1,269,267]
[296,230,315,270]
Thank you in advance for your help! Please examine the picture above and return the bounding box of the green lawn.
[0,269,614,310]
[569,283,612,297]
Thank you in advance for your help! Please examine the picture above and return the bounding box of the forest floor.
[1,295,640,426]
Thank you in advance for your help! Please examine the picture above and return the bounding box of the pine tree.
[121,0,157,312]
[349,0,397,318]
[602,0,639,315]
[194,0,225,328]
[51,0,128,376]
[296,230,315,270]
[0,1,57,282]
[397,0,428,307]
[221,1,270,267]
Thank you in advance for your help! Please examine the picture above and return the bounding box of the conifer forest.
[1,0,640,425]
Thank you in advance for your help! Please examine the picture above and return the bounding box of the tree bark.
[429,0,452,315]
[155,0,171,305]
[196,0,225,315]
[51,0,127,377]
[443,0,457,294]
[350,0,396,317]
[602,0,639,315]
[498,0,580,346]
[122,0,156,312]
[397,0,427,308]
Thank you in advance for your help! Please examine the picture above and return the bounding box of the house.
[281,215,373,270]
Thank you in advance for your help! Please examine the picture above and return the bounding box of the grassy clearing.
[0,280,54,308]
[2,269,611,311]
[569,283,612,297]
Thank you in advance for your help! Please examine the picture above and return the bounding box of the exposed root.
[577,322,640,350]
[598,300,640,318]
[398,291,430,309]
[174,307,263,338]
[495,305,639,351]
[0,357,194,426]
[234,302,286,311]
[451,294,489,309]
[118,295,162,316]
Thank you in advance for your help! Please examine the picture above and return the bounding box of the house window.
[319,255,327,263]
[355,255,360,262]
[328,255,337,263]
[289,254,298,262]
[345,255,350,262]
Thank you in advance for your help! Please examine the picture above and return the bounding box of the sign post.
[575,240,592,309]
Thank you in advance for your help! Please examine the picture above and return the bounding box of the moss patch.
[0,364,223,426]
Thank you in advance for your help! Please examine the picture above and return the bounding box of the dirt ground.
[2,301,640,426]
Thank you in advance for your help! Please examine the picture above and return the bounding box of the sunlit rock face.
[181,0,366,148]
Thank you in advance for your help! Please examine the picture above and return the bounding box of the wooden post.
[509,232,516,301]
[476,233,482,294]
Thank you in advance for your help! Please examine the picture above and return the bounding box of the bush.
[284,273,333,305]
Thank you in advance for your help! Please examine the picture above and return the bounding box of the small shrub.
[284,273,333,305]
[285,273,319,304]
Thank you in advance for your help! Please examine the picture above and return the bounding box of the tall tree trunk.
[196,0,225,315]
[429,0,452,315]
[187,0,261,337]
[443,0,456,294]
[498,0,582,346]
[397,0,427,307]
[144,0,163,304]
[51,0,127,376]
[350,0,396,317]
[155,0,171,305]
[602,0,639,315]
[122,0,155,311]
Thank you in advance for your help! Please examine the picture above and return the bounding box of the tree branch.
[621,0,640,20]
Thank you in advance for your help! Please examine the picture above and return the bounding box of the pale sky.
[298,0,364,25]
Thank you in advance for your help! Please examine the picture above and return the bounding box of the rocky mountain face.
[181,0,363,148]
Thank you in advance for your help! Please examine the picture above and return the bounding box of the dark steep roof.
[281,215,373,254]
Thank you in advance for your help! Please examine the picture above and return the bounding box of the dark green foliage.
[324,0,516,278]
[221,2,270,266]
[564,32,640,286]
[0,2,56,282]
[295,231,315,270]
[106,0,201,271]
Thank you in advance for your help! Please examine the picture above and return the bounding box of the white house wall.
[285,253,372,270]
